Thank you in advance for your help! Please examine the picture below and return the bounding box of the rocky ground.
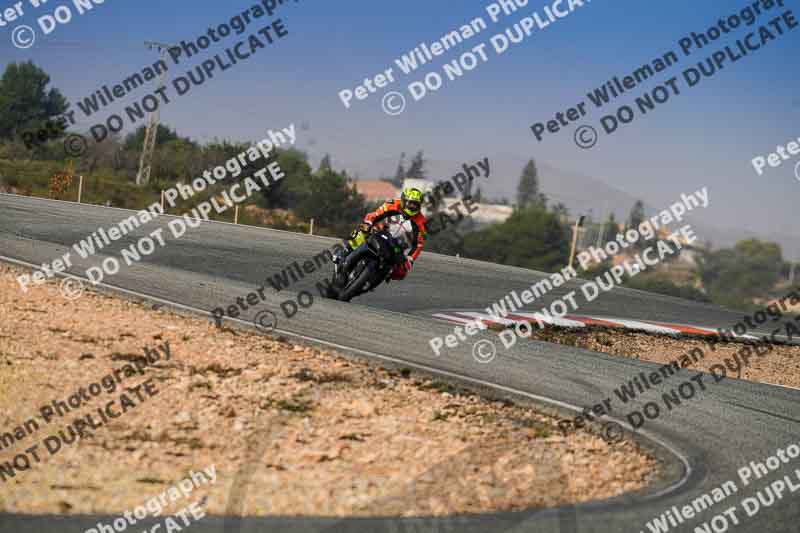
[0,264,658,517]
[526,325,800,389]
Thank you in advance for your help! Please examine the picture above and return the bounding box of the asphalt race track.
[1,194,799,533]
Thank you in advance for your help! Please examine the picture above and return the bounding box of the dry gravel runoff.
[0,264,658,517]
[525,325,800,390]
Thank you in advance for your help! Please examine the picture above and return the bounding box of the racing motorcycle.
[327,227,408,302]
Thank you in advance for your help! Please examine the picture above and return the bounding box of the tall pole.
[595,209,605,248]
[568,215,586,270]
[136,41,178,187]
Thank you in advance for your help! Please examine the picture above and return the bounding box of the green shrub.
[624,274,710,303]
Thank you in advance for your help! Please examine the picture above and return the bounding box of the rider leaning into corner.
[334,187,427,286]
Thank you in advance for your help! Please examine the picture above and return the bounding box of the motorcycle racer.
[335,187,427,283]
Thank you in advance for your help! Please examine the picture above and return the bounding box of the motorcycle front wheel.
[339,262,376,302]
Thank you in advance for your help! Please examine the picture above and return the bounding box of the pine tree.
[406,150,426,180]
[516,159,546,209]
[391,152,406,188]
[318,154,332,173]
[628,200,645,229]
[602,212,618,243]
[0,61,67,140]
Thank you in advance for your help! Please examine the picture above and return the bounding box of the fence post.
[235,205,240,225]
[309,218,314,235]
[77,175,83,203]
[160,190,165,213]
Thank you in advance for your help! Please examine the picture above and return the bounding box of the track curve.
[1,194,799,533]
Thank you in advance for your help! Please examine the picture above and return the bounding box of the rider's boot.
[334,228,369,283]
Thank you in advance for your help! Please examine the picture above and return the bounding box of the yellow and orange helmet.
[400,187,423,217]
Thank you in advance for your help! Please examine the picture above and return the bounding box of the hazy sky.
[3,0,798,244]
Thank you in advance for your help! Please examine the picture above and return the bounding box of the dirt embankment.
[0,263,658,517]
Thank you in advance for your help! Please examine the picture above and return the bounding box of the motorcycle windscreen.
[383,218,414,254]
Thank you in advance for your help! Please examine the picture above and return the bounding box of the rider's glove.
[391,258,412,280]
[358,222,372,234]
